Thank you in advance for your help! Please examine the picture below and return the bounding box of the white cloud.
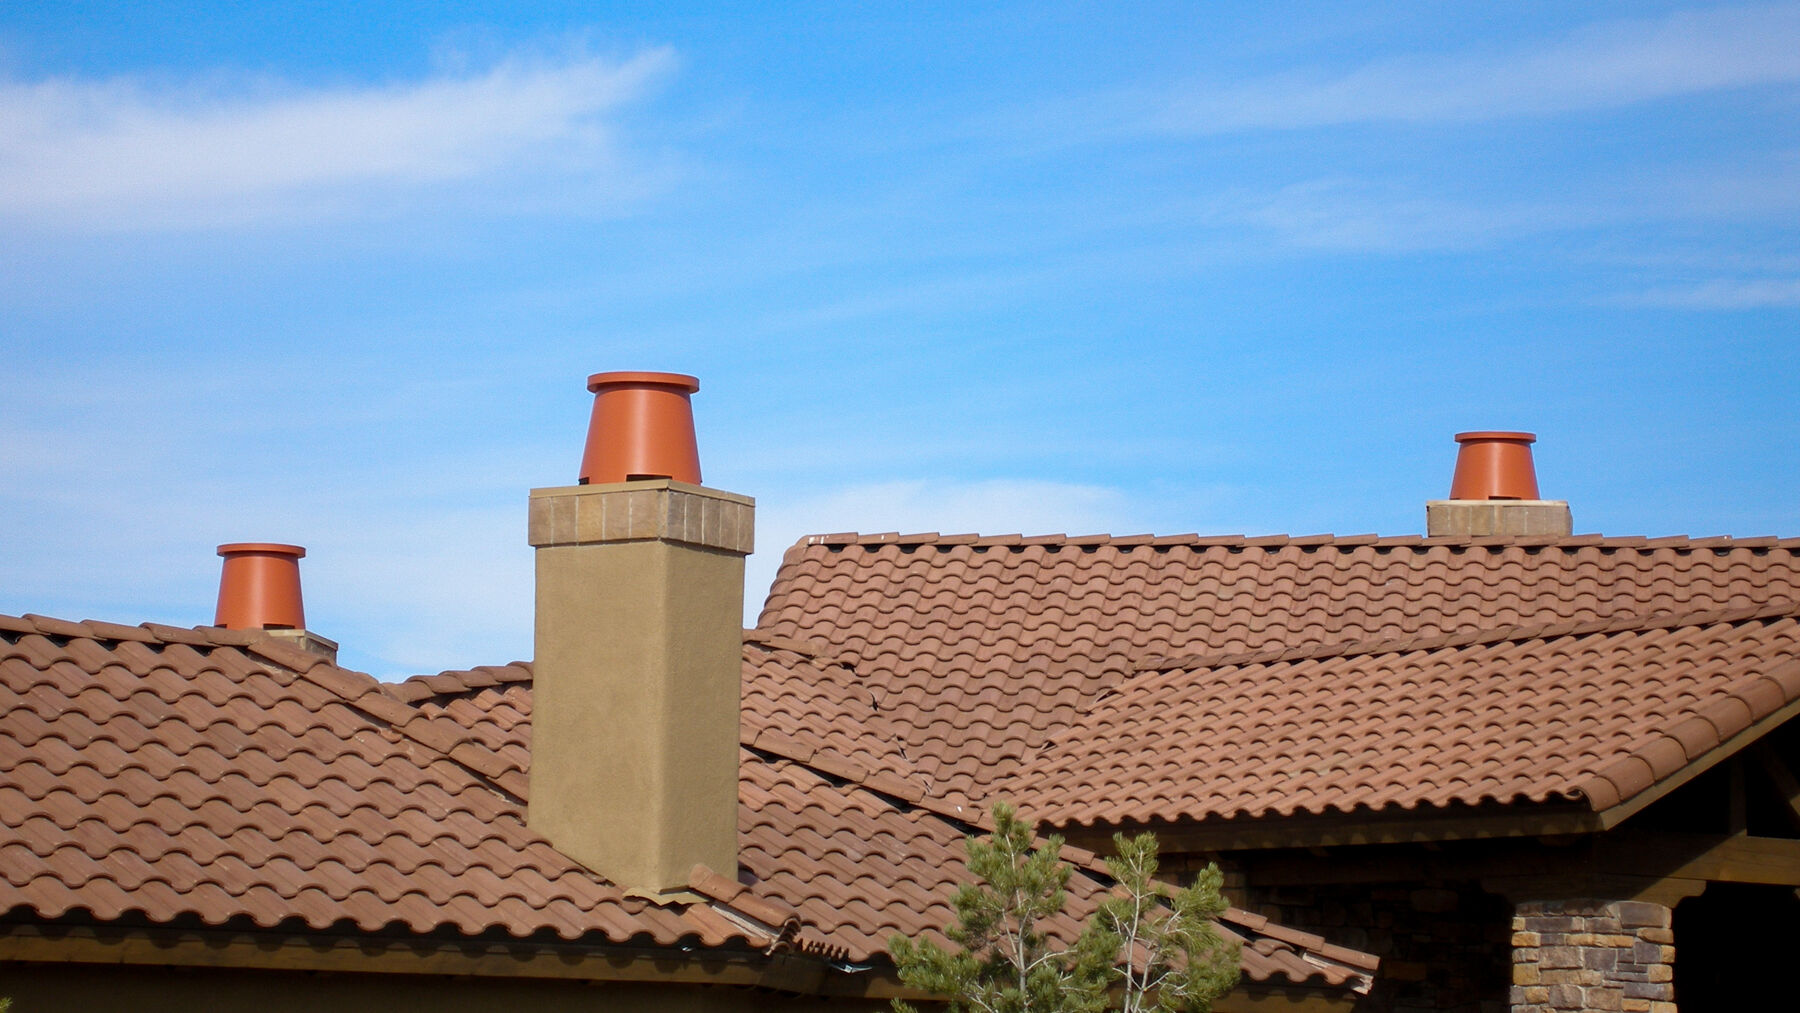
[1622,277,1800,308]
[1220,178,1531,252]
[0,364,550,679]
[0,47,675,231]
[1149,3,1800,132]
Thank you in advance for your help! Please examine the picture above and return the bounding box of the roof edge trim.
[0,922,837,989]
[1593,682,1800,830]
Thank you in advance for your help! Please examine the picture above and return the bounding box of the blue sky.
[3,2,1797,679]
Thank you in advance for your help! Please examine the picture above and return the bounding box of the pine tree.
[891,803,1239,1013]
[1095,832,1239,1013]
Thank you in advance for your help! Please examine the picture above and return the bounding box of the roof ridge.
[0,611,267,649]
[386,661,534,704]
[753,752,1103,876]
[1138,599,1800,674]
[792,533,1800,552]
[740,744,1114,881]
[0,607,534,804]
[238,650,535,802]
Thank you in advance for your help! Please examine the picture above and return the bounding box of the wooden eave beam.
[1595,831,1800,887]
[1752,741,1800,832]
[1238,831,1800,889]
[0,924,1371,1007]
[1067,805,1604,855]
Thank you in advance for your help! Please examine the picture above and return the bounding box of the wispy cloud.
[1148,3,1800,132]
[1621,277,1800,308]
[0,363,553,678]
[1192,155,1800,254]
[0,47,676,231]
[1217,179,1533,252]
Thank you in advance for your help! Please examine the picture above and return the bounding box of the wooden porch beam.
[1752,741,1800,832]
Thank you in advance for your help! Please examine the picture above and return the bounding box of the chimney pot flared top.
[1448,431,1541,500]
[578,370,703,486]
[214,542,307,630]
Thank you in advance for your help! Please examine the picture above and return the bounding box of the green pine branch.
[891,803,1239,1013]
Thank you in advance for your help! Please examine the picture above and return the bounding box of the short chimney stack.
[213,543,338,661]
[1427,432,1572,537]
[529,371,752,896]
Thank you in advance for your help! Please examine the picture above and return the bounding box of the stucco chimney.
[527,371,753,896]
[1426,431,1572,537]
[213,543,339,662]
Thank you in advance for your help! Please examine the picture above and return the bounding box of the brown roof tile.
[1007,604,1800,826]
[1,614,1369,991]
[0,620,768,948]
[757,533,1800,803]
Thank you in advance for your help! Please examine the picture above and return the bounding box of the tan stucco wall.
[528,481,752,895]
[0,963,890,1013]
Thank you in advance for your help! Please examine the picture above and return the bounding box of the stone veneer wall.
[1509,900,1675,1013]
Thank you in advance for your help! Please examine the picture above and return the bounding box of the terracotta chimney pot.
[1448,431,1541,500]
[214,543,307,630]
[578,371,702,485]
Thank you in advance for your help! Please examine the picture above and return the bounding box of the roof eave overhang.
[1058,688,1800,855]
[1591,689,1800,831]
[1060,803,1607,855]
[0,923,1372,1005]
[0,922,912,999]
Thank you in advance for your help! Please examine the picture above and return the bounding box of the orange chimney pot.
[1448,431,1541,500]
[214,543,307,630]
[578,371,702,485]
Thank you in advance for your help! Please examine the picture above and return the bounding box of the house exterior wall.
[1508,899,1674,1013]
[1224,872,1511,1013]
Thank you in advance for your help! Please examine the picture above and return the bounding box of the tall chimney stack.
[1426,431,1572,537]
[527,371,753,896]
[213,543,338,662]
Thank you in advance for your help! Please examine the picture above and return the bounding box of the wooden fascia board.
[1234,831,1800,890]
[0,925,914,999]
[1071,806,1604,854]
[0,925,1371,1007]
[1593,832,1800,887]
[1595,694,1800,830]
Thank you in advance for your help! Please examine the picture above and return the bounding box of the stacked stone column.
[1511,900,1675,1013]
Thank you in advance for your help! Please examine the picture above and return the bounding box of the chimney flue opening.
[578,371,703,486]
[214,542,308,630]
[1448,430,1541,501]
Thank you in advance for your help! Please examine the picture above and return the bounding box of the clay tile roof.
[2,614,1370,990]
[756,533,1800,803]
[1007,603,1800,826]
[736,741,1370,988]
[0,618,774,952]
